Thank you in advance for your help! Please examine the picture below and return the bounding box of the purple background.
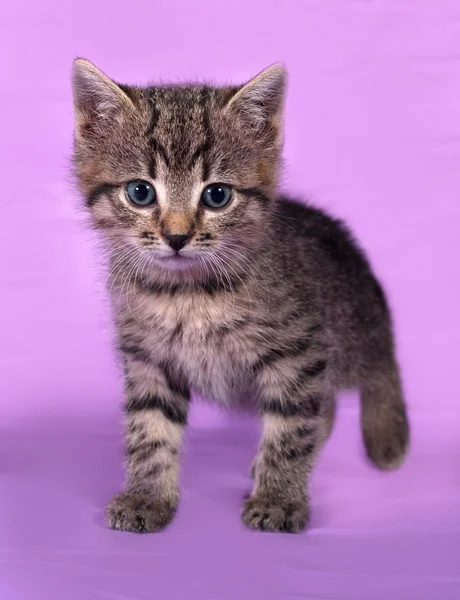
[1,1,459,598]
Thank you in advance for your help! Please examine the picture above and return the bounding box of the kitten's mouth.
[155,253,199,271]
[159,252,192,261]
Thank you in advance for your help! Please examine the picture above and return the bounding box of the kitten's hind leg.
[323,393,336,444]
[360,356,409,471]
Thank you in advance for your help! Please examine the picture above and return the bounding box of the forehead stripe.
[199,88,213,181]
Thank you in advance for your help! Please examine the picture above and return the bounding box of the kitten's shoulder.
[275,196,343,230]
[274,196,351,239]
[274,196,368,266]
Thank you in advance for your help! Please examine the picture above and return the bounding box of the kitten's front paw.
[106,491,176,533]
[242,495,308,533]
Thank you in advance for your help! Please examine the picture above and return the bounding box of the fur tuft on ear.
[71,58,133,139]
[226,63,287,131]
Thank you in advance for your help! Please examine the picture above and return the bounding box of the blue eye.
[201,184,232,209]
[126,180,156,206]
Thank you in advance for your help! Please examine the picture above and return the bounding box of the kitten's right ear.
[225,63,287,133]
[71,58,134,139]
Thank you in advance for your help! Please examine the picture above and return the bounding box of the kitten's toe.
[106,491,176,533]
[242,495,308,533]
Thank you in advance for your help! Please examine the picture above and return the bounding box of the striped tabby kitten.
[71,59,409,534]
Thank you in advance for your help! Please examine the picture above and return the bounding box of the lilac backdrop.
[1,1,459,598]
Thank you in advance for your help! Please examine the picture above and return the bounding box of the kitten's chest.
[139,292,262,401]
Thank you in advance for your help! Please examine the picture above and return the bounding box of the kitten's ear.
[71,58,134,139]
[225,63,287,131]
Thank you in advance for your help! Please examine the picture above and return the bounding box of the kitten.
[71,59,409,534]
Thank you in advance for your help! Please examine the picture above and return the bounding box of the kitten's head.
[71,59,286,278]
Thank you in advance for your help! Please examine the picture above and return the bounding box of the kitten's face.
[72,60,286,277]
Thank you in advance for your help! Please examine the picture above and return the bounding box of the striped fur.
[72,59,409,533]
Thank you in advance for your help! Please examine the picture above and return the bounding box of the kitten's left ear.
[225,63,287,132]
[71,58,134,140]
